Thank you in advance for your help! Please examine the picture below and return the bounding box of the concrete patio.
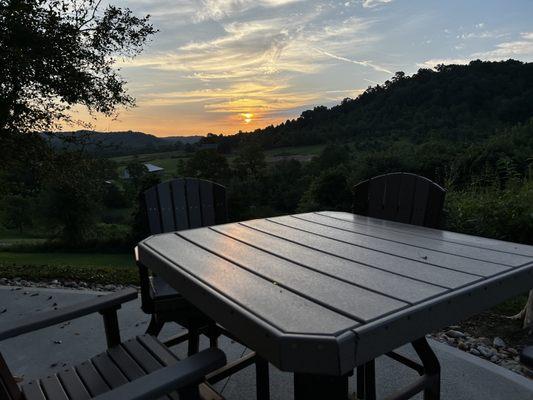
[1,285,532,400]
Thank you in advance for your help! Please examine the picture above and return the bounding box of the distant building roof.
[122,163,164,179]
[144,163,164,173]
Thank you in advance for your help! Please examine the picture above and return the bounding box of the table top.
[136,211,533,375]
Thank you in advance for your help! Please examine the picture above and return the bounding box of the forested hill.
[48,130,202,156]
[204,60,533,150]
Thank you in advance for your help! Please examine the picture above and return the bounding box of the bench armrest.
[93,348,226,400]
[0,288,137,341]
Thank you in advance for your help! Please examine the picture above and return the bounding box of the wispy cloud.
[472,31,533,59]
[314,47,392,73]
[361,0,393,8]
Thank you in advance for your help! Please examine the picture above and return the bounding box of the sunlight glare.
[241,113,254,124]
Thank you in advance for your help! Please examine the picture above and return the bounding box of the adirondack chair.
[139,178,228,356]
[352,172,446,400]
[138,178,271,400]
[0,288,226,400]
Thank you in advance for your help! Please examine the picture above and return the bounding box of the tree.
[40,152,109,244]
[0,0,156,134]
[233,143,266,178]
[184,150,230,183]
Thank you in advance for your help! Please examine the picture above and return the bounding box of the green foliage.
[445,180,533,245]
[0,0,156,134]
[298,167,352,212]
[184,149,231,182]
[39,152,109,244]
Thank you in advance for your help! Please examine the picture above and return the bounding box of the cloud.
[419,32,533,70]
[416,58,470,69]
[361,0,393,8]
[194,0,302,21]
[471,31,533,59]
[314,48,392,73]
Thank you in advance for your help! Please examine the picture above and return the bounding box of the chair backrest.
[143,178,228,235]
[353,172,446,228]
[0,352,21,400]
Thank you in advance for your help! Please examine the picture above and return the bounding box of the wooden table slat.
[239,220,485,286]
[181,228,408,322]
[318,211,533,257]
[246,219,510,277]
[143,234,359,335]
[296,213,531,266]
[209,224,451,301]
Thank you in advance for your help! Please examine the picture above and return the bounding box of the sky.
[75,0,533,137]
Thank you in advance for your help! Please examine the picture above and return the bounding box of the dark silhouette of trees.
[0,0,156,135]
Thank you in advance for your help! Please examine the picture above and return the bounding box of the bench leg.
[99,306,121,348]
[188,326,200,356]
[146,314,164,336]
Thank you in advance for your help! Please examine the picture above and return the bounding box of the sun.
[241,113,254,124]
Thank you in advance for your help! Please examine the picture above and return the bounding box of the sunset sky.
[77,0,533,137]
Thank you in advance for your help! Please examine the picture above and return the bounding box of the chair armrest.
[93,348,226,400]
[0,288,138,341]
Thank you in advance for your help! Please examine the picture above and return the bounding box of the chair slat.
[122,338,177,400]
[0,353,21,400]
[144,187,162,234]
[91,353,128,388]
[353,172,446,229]
[21,381,46,400]
[353,179,369,215]
[137,335,179,366]
[122,338,163,373]
[57,368,91,400]
[200,180,216,226]
[170,179,189,230]
[40,375,69,400]
[75,361,110,397]
[383,174,401,220]
[213,183,228,224]
[396,173,416,223]
[367,177,386,218]
[185,179,202,228]
[107,346,145,381]
[424,184,446,228]
[156,183,176,232]
[410,178,430,225]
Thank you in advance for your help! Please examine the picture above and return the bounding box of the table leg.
[412,337,440,400]
[294,372,350,400]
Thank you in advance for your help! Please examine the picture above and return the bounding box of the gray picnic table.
[136,211,533,400]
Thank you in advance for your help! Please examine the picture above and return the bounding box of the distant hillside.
[202,60,533,150]
[49,130,202,156]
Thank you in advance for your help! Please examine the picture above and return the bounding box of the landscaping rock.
[445,329,466,339]
[476,345,494,359]
[493,337,506,349]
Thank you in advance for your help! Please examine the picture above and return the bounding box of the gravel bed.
[0,277,137,292]
[429,327,533,379]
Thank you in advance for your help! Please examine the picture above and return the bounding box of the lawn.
[0,251,138,285]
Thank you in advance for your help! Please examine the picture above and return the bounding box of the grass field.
[264,144,325,157]
[0,251,137,284]
[110,144,325,179]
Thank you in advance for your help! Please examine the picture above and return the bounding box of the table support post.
[412,337,440,400]
[294,372,350,400]
[255,356,270,400]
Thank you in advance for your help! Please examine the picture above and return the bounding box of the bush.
[445,179,533,245]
